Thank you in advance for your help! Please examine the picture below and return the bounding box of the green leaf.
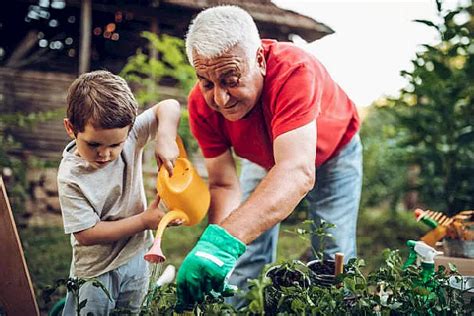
[448,263,458,272]
[344,278,356,293]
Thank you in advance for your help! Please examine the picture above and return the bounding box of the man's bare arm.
[205,150,241,225]
[221,121,316,244]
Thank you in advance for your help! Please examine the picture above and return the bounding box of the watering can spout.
[144,210,190,263]
[144,237,166,263]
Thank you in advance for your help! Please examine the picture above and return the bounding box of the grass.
[19,225,70,313]
[19,207,426,314]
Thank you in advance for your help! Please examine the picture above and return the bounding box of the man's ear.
[63,118,76,139]
[256,47,266,76]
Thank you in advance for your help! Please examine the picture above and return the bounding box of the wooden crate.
[435,255,474,276]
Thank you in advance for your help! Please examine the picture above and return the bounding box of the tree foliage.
[120,32,198,153]
[360,106,409,210]
[120,32,196,107]
[0,110,62,221]
[362,1,473,215]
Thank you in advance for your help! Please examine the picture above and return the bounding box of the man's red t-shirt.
[188,39,360,170]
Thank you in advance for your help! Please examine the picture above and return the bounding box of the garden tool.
[450,210,474,240]
[403,240,442,283]
[403,240,443,311]
[414,208,453,247]
[144,137,211,263]
[334,252,344,276]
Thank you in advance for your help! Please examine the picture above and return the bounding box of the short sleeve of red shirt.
[269,63,321,139]
[188,85,230,158]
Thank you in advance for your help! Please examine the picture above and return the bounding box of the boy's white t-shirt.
[58,108,156,278]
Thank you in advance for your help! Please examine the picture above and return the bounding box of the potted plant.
[285,219,344,287]
[263,260,311,314]
[44,222,472,314]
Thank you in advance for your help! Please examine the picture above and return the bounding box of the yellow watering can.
[144,137,210,263]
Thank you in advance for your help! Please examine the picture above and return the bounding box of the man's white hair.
[185,5,261,65]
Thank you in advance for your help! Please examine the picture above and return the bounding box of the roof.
[159,0,334,42]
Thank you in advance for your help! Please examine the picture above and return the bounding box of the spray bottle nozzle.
[404,240,443,266]
[404,240,444,287]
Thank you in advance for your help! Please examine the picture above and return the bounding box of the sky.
[272,0,467,107]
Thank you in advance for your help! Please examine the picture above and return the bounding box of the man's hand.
[176,224,246,312]
[155,135,179,176]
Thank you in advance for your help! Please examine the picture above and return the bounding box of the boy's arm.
[74,197,162,246]
[152,99,181,176]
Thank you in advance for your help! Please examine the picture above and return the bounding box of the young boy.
[58,70,181,315]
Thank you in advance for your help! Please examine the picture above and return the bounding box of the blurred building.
[1,0,332,158]
[0,0,333,218]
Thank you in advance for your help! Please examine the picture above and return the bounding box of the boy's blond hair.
[66,70,138,134]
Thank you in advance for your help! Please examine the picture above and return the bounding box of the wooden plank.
[79,0,92,74]
[435,255,474,276]
[0,177,39,316]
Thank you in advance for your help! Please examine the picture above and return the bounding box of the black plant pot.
[306,259,338,287]
[265,262,311,289]
[263,261,310,315]
[307,259,358,309]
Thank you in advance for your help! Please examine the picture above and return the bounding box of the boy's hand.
[142,197,184,230]
[155,135,179,176]
[142,197,165,230]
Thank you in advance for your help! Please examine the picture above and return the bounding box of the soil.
[307,259,336,287]
[264,265,309,315]
[266,265,310,289]
[307,259,335,275]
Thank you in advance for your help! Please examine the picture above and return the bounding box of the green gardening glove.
[175,224,246,312]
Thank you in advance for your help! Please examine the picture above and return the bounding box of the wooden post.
[5,30,38,68]
[150,17,159,60]
[79,0,92,74]
[334,252,344,276]
[0,177,39,315]
[147,17,159,105]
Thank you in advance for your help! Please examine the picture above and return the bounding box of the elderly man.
[176,5,362,311]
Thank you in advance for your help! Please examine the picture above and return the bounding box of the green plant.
[40,222,471,314]
[241,218,471,315]
[379,1,473,215]
[0,109,63,222]
[360,105,410,211]
[120,32,196,107]
[178,108,199,156]
[285,219,335,260]
[243,249,469,315]
[42,277,111,316]
[134,282,236,315]
[241,277,272,314]
[120,32,199,156]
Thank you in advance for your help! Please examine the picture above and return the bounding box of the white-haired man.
[176,5,362,311]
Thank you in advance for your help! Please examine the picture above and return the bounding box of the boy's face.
[64,119,129,168]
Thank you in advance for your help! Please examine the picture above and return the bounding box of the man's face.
[64,119,129,168]
[193,45,266,121]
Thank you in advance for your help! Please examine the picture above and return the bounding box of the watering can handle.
[176,136,187,159]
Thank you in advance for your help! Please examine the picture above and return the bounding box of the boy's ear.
[63,119,76,139]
